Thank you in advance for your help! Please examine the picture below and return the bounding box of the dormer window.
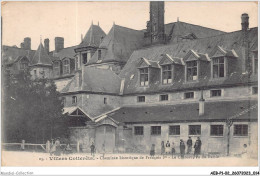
[72,96,77,105]
[186,61,198,81]
[20,58,29,70]
[82,53,88,64]
[162,65,172,84]
[98,50,101,60]
[63,59,70,75]
[140,68,149,86]
[213,57,225,78]
[53,61,60,77]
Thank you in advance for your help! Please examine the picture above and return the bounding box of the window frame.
[162,64,172,84]
[189,125,201,135]
[160,94,169,101]
[211,89,222,97]
[63,59,70,75]
[134,126,144,136]
[139,67,149,87]
[82,52,88,64]
[20,58,29,70]
[53,61,60,77]
[169,125,180,136]
[186,60,198,81]
[233,124,248,136]
[104,97,107,104]
[98,50,102,60]
[72,96,77,105]
[184,92,194,99]
[151,126,161,135]
[210,125,224,136]
[212,57,225,78]
[137,96,145,103]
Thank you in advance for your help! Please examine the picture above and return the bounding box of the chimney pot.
[241,13,249,31]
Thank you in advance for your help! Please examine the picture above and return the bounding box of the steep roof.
[2,45,35,65]
[31,43,52,66]
[61,67,121,94]
[165,21,226,43]
[53,45,78,59]
[78,24,106,48]
[87,24,144,65]
[107,100,257,124]
[119,28,258,94]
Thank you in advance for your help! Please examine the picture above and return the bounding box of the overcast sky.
[2,1,258,51]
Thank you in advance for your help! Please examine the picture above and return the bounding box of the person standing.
[194,140,200,158]
[54,137,61,156]
[90,142,95,156]
[161,141,165,155]
[196,137,202,154]
[171,142,175,158]
[165,141,171,154]
[180,139,185,159]
[187,137,192,154]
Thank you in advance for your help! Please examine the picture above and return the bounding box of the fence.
[2,140,80,153]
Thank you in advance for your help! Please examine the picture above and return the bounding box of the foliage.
[2,69,69,143]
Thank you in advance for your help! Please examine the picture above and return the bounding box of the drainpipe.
[226,118,233,156]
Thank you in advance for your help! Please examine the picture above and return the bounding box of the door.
[95,125,116,153]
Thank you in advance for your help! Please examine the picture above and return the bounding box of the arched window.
[63,59,70,74]
[72,96,77,105]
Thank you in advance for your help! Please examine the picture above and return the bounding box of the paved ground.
[1,150,258,167]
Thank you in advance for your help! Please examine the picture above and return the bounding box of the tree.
[2,69,69,143]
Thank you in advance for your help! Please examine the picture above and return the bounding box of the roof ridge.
[114,24,144,33]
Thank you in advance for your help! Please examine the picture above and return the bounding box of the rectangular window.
[53,62,60,77]
[189,125,201,135]
[140,68,149,86]
[162,65,172,84]
[184,92,194,99]
[134,126,144,135]
[186,61,198,81]
[160,94,168,101]
[137,96,145,102]
[234,124,248,136]
[98,50,101,60]
[82,53,88,64]
[252,87,258,94]
[169,125,180,135]
[151,126,161,135]
[104,97,107,104]
[63,59,70,74]
[213,57,225,78]
[72,96,77,105]
[211,89,222,97]
[34,70,37,77]
[210,125,224,136]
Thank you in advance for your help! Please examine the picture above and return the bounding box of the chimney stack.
[23,37,31,50]
[241,13,249,31]
[55,37,64,52]
[20,42,24,49]
[44,38,50,53]
[199,90,205,116]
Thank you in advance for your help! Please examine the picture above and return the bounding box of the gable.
[137,58,150,68]
[159,55,174,65]
[210,46,226,58]
[185,52,199,62]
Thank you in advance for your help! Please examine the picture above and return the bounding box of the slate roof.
[165,21,226,43]
[31,43,52,66]
[78,24,106,48]
[61,67,121,94]
[87,24,144,65]
[119,28,258,95]
[107,100,258,124]
[2,45,35,65]
[53,45,78,60]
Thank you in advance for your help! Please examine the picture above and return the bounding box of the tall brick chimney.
[241,13,249,31]
[44,38,50,53]
[23,37,31,50]
[55,37,64,52]
[241,13,250,73]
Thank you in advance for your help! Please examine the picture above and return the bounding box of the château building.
[2,2,258,156]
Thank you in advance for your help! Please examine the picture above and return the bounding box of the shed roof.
[107,100,258,124]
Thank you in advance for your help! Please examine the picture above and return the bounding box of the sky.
[1,1,258,51]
